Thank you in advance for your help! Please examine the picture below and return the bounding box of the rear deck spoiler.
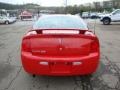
[29,29,90,35]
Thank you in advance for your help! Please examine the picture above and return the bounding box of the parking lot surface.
[0,20,120,90]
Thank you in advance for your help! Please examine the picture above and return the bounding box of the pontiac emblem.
[59,47,63,51]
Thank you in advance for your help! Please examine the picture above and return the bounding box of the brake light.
[91,40,99,52]
[22,39,31,52]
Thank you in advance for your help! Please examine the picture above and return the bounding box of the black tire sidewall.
[5,21,9,24]
[103,18,110,25]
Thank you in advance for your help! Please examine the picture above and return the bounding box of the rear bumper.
[21,52,100,76]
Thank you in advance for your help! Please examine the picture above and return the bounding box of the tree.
[111,0,120,8]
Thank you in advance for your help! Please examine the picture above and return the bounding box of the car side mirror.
[112,13,115,15]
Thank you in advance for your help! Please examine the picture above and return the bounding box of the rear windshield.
[33,15,88,30]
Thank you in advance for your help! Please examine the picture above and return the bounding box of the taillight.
[22,39,31,52]
[91,40,99,52]
[22,31,37,52]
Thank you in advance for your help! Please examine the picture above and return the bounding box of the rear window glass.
[33,15,88,30]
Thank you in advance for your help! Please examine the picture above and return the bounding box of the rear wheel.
[103,18,111,25]
[5,21,9,25]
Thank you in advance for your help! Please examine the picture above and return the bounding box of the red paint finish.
[21,29,100,76]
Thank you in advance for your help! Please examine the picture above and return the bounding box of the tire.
[103,18,111,25]
[5,21,9,25]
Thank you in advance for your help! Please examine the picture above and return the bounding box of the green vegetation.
[0,0,120,14]
[0,2,40,10]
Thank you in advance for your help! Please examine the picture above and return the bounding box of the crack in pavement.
[6,53,12,65]
[3,66,22,90]
[73,75,93,90]
[6,46,20,65]
[30,76,51,90]
[72,54,120,90]
[1,47,22,90]
[91,54,120,90]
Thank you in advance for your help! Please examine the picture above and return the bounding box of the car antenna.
[93,18,97,34]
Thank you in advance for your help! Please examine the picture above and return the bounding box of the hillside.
[0,2,40,9]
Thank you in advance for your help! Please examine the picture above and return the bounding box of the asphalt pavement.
[0,19,120,90]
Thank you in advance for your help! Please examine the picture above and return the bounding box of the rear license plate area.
[50,62,71,73]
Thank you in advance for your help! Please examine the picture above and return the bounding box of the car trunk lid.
[29,30,93,57]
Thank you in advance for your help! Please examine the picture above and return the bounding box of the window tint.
[0,17,3,19]
[33,15,88,30]
[112,10,120,15]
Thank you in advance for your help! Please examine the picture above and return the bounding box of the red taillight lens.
[22,39,31,52]
[91,40,99,52]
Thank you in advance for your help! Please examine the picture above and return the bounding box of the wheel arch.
[5,20,9,24]
[103,17,111,22]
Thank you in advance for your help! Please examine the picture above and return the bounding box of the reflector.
[39,62,48,65]
[72,62,82,65]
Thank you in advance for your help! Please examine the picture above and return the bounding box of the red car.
[21,15,100,76]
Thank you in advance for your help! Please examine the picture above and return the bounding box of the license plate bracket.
[50,62,71,73]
